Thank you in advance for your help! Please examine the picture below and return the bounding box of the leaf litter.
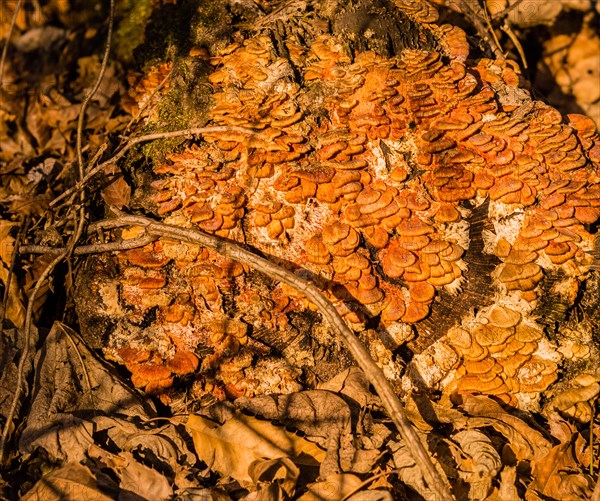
[0,0,599,499]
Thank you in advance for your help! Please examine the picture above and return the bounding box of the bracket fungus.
[77,0,600,409]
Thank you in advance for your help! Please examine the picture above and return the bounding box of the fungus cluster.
[89,1,599,407]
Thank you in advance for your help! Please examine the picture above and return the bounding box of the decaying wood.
[2,0,600,498]
[88,211,454,499]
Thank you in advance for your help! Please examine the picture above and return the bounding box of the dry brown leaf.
[497,466,521,501]
[459,395,551,461]
[450,430,501,500]
[542,18,600,128]
[176,488,233,501]
[235,387,389,476]
[22,253,54,322]
[101,176,131,209]
[0,220,26,327]
[0,274,26,328]
[318,367,379,408]
[187,412,326,485]
[21,463,113,501]
[0,220,16,266]
[298,473,363,501]
[87,444,174,500]
[246,457,300,500]
[548,380,600,422]
[526,434,593,501]
[389,436,449,500]
[0,326,38,432]
[20,322,191,465]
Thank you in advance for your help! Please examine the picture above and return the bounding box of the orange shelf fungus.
[80,0,600,408]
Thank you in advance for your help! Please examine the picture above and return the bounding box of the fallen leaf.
[19,322,191,465]
[186,412,326,484]
[0,220,25,327]
[21,463,113,501]
[450,430,501,500]
[0,327,38,430]
[318,367,379,408]
[247,457,300,499]
[527,435,593,501]
[459,395,551,461]
[298,473,362,501]
[175,488,232,501]
[347,491,393,501]
[236,386,389,476]
[87,445,173,501]
[101,176,131,209]
[389,435,449,500]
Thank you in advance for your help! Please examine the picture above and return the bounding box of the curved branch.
[96,212,454,500]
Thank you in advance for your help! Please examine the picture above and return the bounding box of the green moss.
[136,58,214,165]
[113,0,153,64]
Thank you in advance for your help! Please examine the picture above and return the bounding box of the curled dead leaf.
[21,463,113,501]
[186,412,326,485]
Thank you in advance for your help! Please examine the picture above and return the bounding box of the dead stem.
[18,235,156,256]
[340,468,401,501]
[69,0,116,259]
[0,0,23,87]
[93,211,455,500]
[442,0,503,58]
[502,22,528,70]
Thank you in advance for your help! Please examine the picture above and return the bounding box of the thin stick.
[70,0,115,257]
[49,125,264,208]
[444,0,503,58]
[57,323,91,394]
[76,0,115,184]
[340,468,401,501]
[96,212,454,500]
[501,23,528,70]
[482,1,503,57]
[0,0,23,87]
[0,1,117,464]
[18,235,156,255]
[590,397,596,476]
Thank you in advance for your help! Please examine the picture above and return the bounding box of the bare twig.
[501,22,528,70]
[18,235,156,256]
[94,212,454,500]
[441,0,503,58]
[76,0,115,185]
[57,323,92,394]
[482,1,504,56]
[70,0,116,258]
[590,397,597,476]
[340,468,401,501]
[49,125,265,208]
[0,0,23,87]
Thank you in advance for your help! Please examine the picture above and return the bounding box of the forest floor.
[0,1,599,500]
